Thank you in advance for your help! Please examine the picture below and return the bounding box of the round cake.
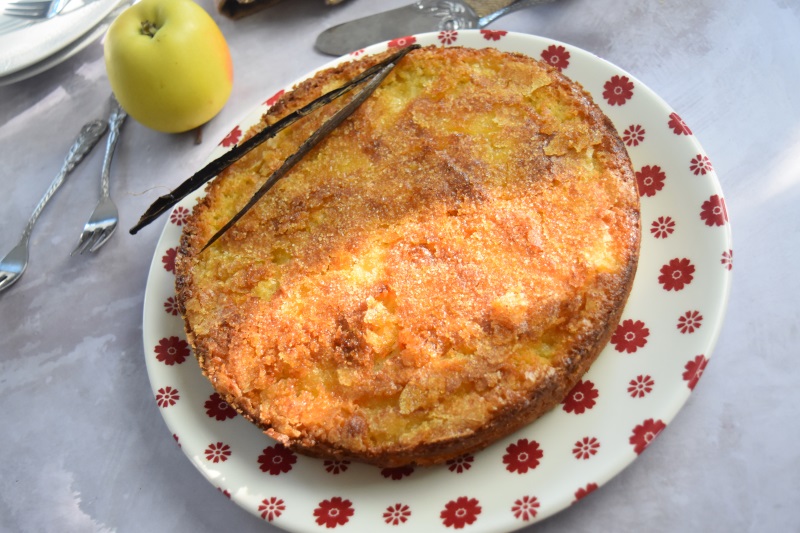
[175,46,641,467]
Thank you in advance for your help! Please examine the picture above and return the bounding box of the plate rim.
[0,0,122,76]
[141,29,732,533]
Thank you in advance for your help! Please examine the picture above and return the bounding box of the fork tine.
[71,231,96,256]
[87,236,105,254]
[0,17,32,33]
[2,0,67,19]
[0,274,23,292]
[0,273,13,291]
[4,1,53,5]
[3,3,50,15]
[88,226,117,253]
[4,12,48,19]
[70,233,89,256]
[81,233,100,255]
[80,237,98,255]
[4,9,48,18]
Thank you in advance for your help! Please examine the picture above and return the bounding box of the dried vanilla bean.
[129,44,420,235]
[200,60,397,252]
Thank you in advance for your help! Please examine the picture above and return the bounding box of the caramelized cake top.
[176,46,640,466]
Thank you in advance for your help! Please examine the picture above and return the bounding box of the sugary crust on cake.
[175,46,641,467]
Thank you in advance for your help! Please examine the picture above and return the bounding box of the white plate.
[0,0,120,76]
[142,31,732,532]
[0,0,128,86]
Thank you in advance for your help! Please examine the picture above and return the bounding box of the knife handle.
[462,0,517,18]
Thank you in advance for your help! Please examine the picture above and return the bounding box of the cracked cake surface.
[175,46,641,467]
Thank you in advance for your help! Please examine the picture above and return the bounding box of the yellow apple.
[104,0,233,133]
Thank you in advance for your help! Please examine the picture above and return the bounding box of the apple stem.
[140,20,158,37]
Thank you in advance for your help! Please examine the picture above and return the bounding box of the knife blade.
[315,0,523,57]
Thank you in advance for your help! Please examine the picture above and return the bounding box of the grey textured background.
[1,0,798,531]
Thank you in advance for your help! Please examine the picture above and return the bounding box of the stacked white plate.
[0,0,129,86]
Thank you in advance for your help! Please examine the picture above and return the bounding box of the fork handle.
[99,97,127,198]
[23,120,107,240]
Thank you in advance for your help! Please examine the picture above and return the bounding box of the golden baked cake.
[175,46,641,467]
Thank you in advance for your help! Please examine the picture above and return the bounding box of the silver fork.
[0,119,107,294]
[72,97,126,255]
[0,0,71,19]
[0,18,34,36]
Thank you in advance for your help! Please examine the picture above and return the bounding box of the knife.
[314,0,557,56]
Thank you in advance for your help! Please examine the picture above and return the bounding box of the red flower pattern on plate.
[438,30,458,45]
[381,465,414,480]
[683,355,708,390]
[163,296,179,316]
[324,460,350,475]
[622,124,645,146]
[690,154,713,175]
[540,44,570,71]
[173,434,180,447]
[169,206,190,226]
[572,437,600,460]
[503,439,543,474]
[677,310,703,334]
[480,29,507,41]
[562,379,599,414]
[635,165,666,197]
[383,503,411,525]
[350,48,365,56]
[630,418,666,455]
[258,444,297,475]
[154,336,189,365]
[447,454,474,473]
[628,375,654,398]
[161,247,177,273]
[721,249,734,270]
[142,37,732,524]
[700,194,728,226]
[155,386,179,408]
[388,36,417,48]
[218,487,231,499]
[220,125,241,147]
[574,483,598,503]
[668,112,692,135]
[610,319,650,353]
[511,495,539,521]
[264,89,284,107]
[659,258,695,291]
[441,496,481,529]
[602,75,634,106]
[205,442,231,463]
[205,392,237,421]
[650,216,675,239]
[259,497,285,521]
[314,497,354,528]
